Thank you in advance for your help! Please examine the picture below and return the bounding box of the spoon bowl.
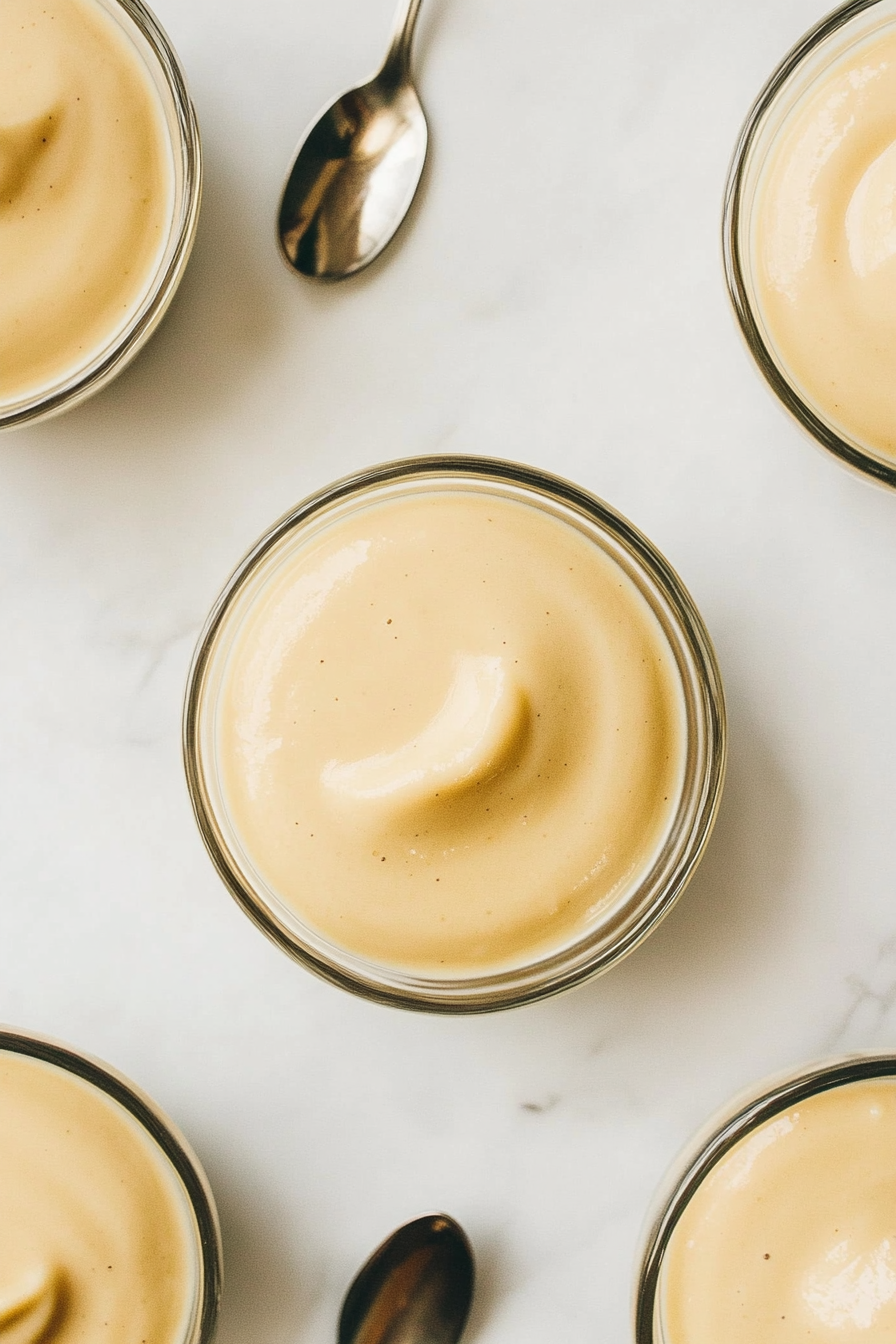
[338,1213,474,1344]
[278,0,428,281]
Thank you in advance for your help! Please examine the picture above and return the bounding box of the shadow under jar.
[0,1027,221,1344]
[0,0,201,430]
[725,0,896,485]
[637,1053,896,1342]
[184,457,726,1013]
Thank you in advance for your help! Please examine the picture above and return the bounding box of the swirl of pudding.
[661,1078,896,1343]
[0,1046,202,1344]
[217,487,687,974]
[0,0,174,411]
[752,21,896,460]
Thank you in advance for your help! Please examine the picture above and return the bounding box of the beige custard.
[0,0,174,410]
[214,486,688,976]
[661,1078,896,1343]
[0,1047,200,1344]
[752,19,896,461]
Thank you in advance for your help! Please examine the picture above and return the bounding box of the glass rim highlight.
[183,455,727,1014]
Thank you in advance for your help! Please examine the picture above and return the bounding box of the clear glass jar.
[635,1052,896,1342]
[724,0,896,486]
[0,1026,221,1344]
[184,456,726,1013]
[0,0,202,431]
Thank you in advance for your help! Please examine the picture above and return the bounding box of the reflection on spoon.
[0,1265,62,1344]
[277,0,428,280]
[322,654,528,805]
[338,1214,474,1344]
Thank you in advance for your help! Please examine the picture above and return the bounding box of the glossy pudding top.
[0,0,174,411]
[662,1078,896,1342]
[214,485,687,976]
[751,19,896,461]
[0,1047,198,1344]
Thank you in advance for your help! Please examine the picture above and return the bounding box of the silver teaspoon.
[277,0,428,281]
[338,1213,475,1344]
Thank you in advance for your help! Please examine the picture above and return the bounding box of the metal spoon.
[277,0,429,281]
[338,1213,475,1344]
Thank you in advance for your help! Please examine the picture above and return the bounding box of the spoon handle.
[381,0,424,82]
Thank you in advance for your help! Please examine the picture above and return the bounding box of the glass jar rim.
[184,456,726,1014]
[0,1024,222,1344]
[634,1051,896,1342]
[723,0,896,487]
[0,0,202,431]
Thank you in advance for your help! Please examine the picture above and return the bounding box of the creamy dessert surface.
[218,489,686,974]
[753,24,896,459]
[662,1078,896,1342]
[0,0,172,406]
[0,1049,196,1344]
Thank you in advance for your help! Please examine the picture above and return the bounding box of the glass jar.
[184,456,726,1013]
[0,1026,221,1344]
[724,0,896,486]
[0,0,202,430]
[635,1052,896,1342]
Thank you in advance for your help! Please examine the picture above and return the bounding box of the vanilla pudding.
[659,1075,896,1343]
[0,0,200,426]
[186,461,726,1010]
[218,491,684,972]
[0,1035,219,1344]
[727,3,896,479]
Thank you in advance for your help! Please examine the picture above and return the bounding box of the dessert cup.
[724,0,896,485]
[635,1052,896,1342]
[0,0,202,430]
[184,456,726,1013]
[0,1026,221,1344]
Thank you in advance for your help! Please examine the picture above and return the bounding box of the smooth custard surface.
[754,24,896,459]
[0,0,173,406]
[0,1049,197,1344]
[663,1079,896,1342]
[218,489,686,974]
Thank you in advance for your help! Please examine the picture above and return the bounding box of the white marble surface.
[3,0,896,1337]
